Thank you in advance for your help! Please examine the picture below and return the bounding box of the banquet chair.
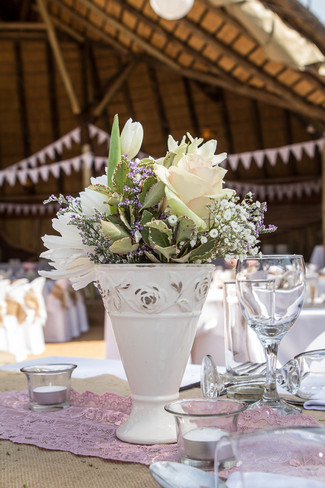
[43,279,80,342]
[3,279,29,361]
[22,277,46,355]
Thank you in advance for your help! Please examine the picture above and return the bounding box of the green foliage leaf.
[113,159,129,193]
[107,114,121,188]
[139,176,157,204]
[162,152,175,169]
[143,251,161,263]
[188,239,216,262]
[88,184,112,197]
[109,237,138,254]
[118,208,131,230]
[140,210,154,226]
[101,220,129,241]
[141,181,165,210]
[176,216,197,244]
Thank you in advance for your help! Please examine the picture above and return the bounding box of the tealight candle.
[32,385,67,405]
[183,427,229,460]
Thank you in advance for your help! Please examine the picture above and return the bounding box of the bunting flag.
[0,201,59,217]
[0,127,323,206]
[0,153,93,187]
[226,178,322,200]
[224,137,324,170]
[4,127,82,173]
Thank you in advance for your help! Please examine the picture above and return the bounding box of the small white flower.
[168,215,178,226]
[134,230,142,243]
[190,239,196,247]
[224,209,232,220]
[200,236,208,244]
[209,229,218,238]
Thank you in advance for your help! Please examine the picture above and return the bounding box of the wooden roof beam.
[36,0,81,115]
[32,5,85,43]
[56,0,181,71]
[47,0,128,55]
[179,65,325,124]
[92,60,136,118]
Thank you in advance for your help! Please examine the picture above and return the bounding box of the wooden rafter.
[53,0,181,71]
[178,65,325,123]
[92,60,136,118]
[36,0,81,115]
[46,0,128,55]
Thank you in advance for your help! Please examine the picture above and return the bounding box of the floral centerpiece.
[39,116,275,445]
[40,115,275,289]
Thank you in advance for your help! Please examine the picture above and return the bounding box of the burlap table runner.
[1,370,325,488]
[0,370,160,488]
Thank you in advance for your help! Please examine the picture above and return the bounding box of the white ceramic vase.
[95,263,214,445]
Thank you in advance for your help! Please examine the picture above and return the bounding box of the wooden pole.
[36,0,81,115]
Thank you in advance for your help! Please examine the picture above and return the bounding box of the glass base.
[247,397,301,415]
[29,401,70,412]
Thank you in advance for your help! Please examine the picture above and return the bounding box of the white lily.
[121,118,144,159]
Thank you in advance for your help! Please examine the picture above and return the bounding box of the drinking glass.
[215,427,325,488]
[236,255,306,415]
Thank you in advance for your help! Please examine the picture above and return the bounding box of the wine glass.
[236,255,306,415]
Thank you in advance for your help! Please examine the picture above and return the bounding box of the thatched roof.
[0,0,324,260]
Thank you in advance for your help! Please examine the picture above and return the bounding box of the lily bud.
[121,118,144,160]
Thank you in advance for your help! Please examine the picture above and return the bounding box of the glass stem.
[262,341,280,402]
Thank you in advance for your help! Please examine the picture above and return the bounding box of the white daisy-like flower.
[209,229,218,238]
[168,215,178,226]
[200,236,208,244]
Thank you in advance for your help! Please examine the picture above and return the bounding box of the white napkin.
[225,471,325,488]
[304,392,325,410]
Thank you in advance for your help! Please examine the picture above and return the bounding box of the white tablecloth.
[278,306,325,364]
[0,355,201,387]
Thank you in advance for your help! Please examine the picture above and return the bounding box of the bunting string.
[0,126,323,212]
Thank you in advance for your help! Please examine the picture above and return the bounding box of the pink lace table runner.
[0,389,320,466]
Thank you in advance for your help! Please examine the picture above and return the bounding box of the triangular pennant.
[97,129,109,145]
[28,155,38,168]
[39,166,50,181]
[265,148,278,166]
[36,149,46,164]
[71,128,81,144]
[303,141,316,158]
[40,206,46,215]
[18,159,29,170]
[60,160,72,176]
[7,204,14,214]
[95,157,106,172]
[5,171,17,186]
[227,154,239,171]
[49,164,61,178]
[45,144,56,161]
[17,170,28,185]
[88,124,98,139]
[28,168,40,184]
[295,183,303,198]
[290,143,303,161]
[62,134,72,149]
[239,153,252,170]
[278,146,290,164]
[71,156,82,171]
[54,139,64,154]
[252,150,265,168]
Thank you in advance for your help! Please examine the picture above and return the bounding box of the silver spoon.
[149,461,223,488]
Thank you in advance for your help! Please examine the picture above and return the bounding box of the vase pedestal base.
[116,393,179,445]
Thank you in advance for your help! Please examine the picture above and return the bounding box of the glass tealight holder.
[21,364,77,411]
[164,398,246,471]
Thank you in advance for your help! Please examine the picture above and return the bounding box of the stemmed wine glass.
[236,255,306,415]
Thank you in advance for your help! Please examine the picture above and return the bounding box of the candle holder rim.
[20,363,77,374]
[164,398,247,417]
